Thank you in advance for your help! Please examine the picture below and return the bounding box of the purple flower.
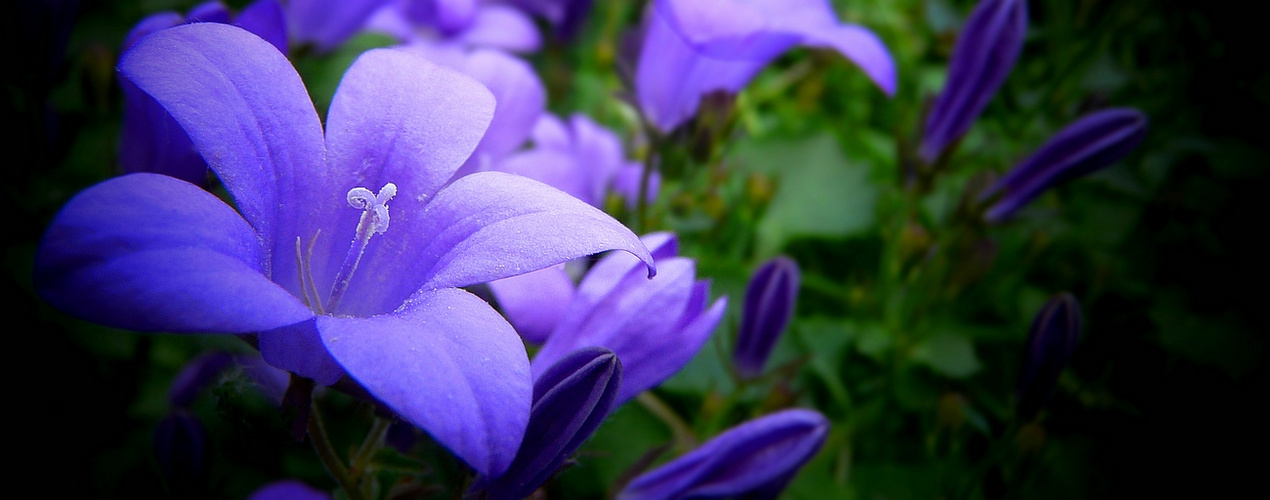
[493,113,654,209]
[1017,293,1082,421]
[34,23,652,477]
[472,347,622,499]
[617,408,830,499]
[528,232,727,405]
[167,351,234,409]
[919,0,1027,164]
[118,0,288,186]
[286,0,393,52]
[980,108,1148,222]
[247,480,331,500]
[366,0,542,53]
[734,256,800,379]
[635,0,896,132]
[504,0,595,40]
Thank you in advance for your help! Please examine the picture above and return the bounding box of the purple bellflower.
[635,0,896,133]
[247,480,332,500]
[502,0,595,40]
[919,0,1027,164]
[980,108,1148,222]
[34,23,654,477]
[493,113,654,209]
[1016,293,1082,421]
[286,0,393,52]
[366,0,542,53]
[528,232,727,405]
[617,408,830,499]
[733,256,800,379]
[119,0,287,186]
[472,347,622,499]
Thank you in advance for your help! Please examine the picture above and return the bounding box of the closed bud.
[920,0,1028,164]
[734,256,800,379]
[617,409,830,499]
[473,347,622,499]
[982,108,1148,223]
[1016,293,1082,421]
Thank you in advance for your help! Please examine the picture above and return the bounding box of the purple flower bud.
[1016,293,1082,421]
[167,351,234,409]
[474,347,621,499]
[734,256,800,379]
[981,108,1148,222]
[920,0,1027,164]
[154,410,208,488]
[618,409,829,499]
[246,479,331,500]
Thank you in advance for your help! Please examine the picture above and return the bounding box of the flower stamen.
[326,183,396,312]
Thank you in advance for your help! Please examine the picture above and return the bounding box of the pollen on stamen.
[347,182,397,235]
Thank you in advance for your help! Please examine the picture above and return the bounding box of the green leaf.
[910,332,981,378]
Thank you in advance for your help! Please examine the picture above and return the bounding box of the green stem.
[637,392,697,452]
[635,135,659,234]
[349,417,392,482]
[307,401,368,500]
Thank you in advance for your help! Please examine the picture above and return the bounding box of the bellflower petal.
[492,113,649,207]
[734,256,800,378]
[638,0,896,132]
[33,173,313,333]
[1016,293,1082,421]
[118,23,325,261]
[487,264,576,344]
[474,347,621,499]
[417,171,655,291]
[920,0,1027,163]
[235,0,289,54]
[617,409,830,499]
[259,319,345,385]
[982,108,1148,222]
[451,4,542,53]
[288,0,391,52]
[247,480,332,500]
[318,288,531,477]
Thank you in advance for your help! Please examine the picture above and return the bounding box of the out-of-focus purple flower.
[1016,293,1082,421]
[504,0,594,40]
[919,0,1027,164]
[118,0,288,187]
[401,44,547,180]
[287,0,392,52]
[617,408,830,499]
[366,0,541,53]
[154,410,209,489]
[733,256,800,379]
[167,351,234,409]
[247,480,332,500]
[35,23,653,478]
[635,0,896,133]
[493,113,654,209]
[528,232,727,405]
[980,108,1148,222]
[472,347,622,499]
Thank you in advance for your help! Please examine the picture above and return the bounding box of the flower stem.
[637,392,697,453]
[307,400,368,500]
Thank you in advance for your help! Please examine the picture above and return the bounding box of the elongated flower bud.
[920,0,1028,164]
[1016,293,1082,421]
[981,108,1148,222]
[475,347,622,499]
[734,256,800,379]
[618,409,829,499]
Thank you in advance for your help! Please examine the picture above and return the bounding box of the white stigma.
[326,182,398,312]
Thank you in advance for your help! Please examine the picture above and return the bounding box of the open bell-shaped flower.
[919,0,1028,164]
[34,23,653,478]
[979,108,1148,222]
[617,409,830,499]
[733,256,800,379]
[471,347,622,499]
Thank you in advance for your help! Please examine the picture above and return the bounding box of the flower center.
[325,182,397,313]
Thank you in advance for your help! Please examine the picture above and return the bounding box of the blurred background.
[6,0,1267,498]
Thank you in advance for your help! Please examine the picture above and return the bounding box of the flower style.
[617,408,830,499]
[980,108,1148,222]
[734,255,800,379]
[919,0,1028,164]
[634,0,896,133]
[34,23,653,477]
[493,113,654,209]
[119,0,288,186]
[526,232,727,405]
